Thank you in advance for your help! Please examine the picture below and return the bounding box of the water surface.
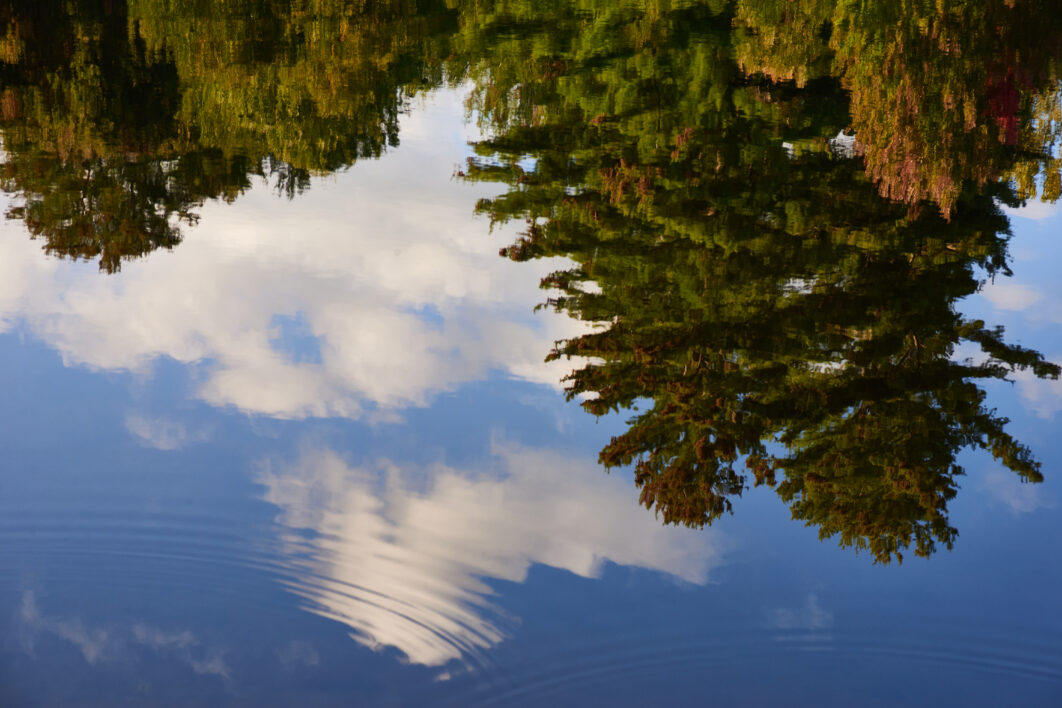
[1,2,1061,705]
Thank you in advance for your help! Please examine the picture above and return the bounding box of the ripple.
[0,497,293,613]
[439,629,1062,707]
[256,443,719,668]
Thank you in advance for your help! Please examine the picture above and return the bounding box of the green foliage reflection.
[459,0,1062,562]
[0,0,1059,562]
[0,0,457,270]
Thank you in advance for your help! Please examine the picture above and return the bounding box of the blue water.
[1,89,1060,707]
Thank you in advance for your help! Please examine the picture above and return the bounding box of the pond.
[1,1,1061,705]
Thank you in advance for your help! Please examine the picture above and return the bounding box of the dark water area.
[1,1,1061,705]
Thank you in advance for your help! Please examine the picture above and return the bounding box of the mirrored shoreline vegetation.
[0,0,461,271]
[1,0,1060,562]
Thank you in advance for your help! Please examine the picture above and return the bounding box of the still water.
[1,1,1061,705]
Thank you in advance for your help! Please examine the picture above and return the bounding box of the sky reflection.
[0,91,586,421]
[0,34,1060,704]
[259,439,720,668]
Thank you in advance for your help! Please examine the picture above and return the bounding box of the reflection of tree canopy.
[733,0,1062,215]
[459,0,1061,562]
[2,0,1058,271]
[0,0,457,270]
[1,0,1060,560]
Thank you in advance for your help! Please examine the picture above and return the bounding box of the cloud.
[1013,366,1062,418]
[1002,198,1061,221]
[0,88,587,421]
[188,653,231,680]
[277,640,319,671]
[18,602,230,683]
[763,594,832,631]
[954,347,1062,421]
[132,624,195,650]
[19,591,115,665]
[125,415,211,450]
[979,282,1043,311]
[981,468,1055,514]
[258,440,721,667]
[132,623,230,681]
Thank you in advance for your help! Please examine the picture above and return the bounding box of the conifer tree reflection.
[0,0,1059,561]
[734,0,1062,215]
[461,0,1061,562]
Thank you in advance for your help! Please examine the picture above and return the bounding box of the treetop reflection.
[0,0,458,270]
[1,0,1060,562]
[460,0,1062,562]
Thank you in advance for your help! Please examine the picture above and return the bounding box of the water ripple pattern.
[258,441,720,668]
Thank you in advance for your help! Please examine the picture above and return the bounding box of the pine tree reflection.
[733,0,1062,215]
[0,0,1059,561]
[461,0,1062,562]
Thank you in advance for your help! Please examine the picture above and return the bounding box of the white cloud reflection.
[125,415,210,451]
[133,623,231,681]
[18,594,232,680]
[0,89,585,421]
[1001,197,1061,221]
[277,640,320,671]
[979,282,1043,311]
[981,468,1056,514]
[763,594,832,631]
[258,441,721,667]
[20,591,114,665]
[1013,367,1062,418]
[132,624,195,650]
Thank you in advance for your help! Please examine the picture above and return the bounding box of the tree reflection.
[0,0,457,270]
[1,0,1059,561]
[460,0,1062,562]
[734,0,1062,215]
